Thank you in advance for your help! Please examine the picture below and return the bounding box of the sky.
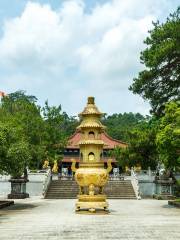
[0,0,179,116]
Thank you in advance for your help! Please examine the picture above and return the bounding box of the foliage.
[6,142,31,178]
[109,118,159,169]
[127,119,159,169]
[0,91,46,169]
[0,122,31,177]
[0,90,78,175]
[129,8,180,115]
[156,101,180,169]
[109,146,129,170]
[104,113,159,169]
[42,101,69,163]
[103,112,147,142]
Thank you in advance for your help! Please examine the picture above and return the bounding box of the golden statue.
[52,160,58,173]
[43,159,49,169]
[72,97,112,213]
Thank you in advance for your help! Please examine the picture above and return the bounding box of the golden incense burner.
[72,97,112,213]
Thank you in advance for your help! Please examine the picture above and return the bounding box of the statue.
[52,160,58,173]
[43,159,49,169]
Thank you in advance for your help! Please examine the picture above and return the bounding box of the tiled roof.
[67,131,127,149]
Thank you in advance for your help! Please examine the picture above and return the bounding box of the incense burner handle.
[107,159,112,173]
[71,159,77,173]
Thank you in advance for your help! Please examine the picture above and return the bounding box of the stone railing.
[131,167,141,200]
[42,168,52,197]
[109,174,124,180]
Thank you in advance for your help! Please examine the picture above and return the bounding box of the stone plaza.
[0,198,180,240]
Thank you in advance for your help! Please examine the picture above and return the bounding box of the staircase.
[45,180,136,199]
[104,180,136,199]
[45,180,79,199]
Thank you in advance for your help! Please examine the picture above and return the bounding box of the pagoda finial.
[79,96,103,116]
[88,96,94,104]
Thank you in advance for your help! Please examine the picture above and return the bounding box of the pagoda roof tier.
[77,120,106,130]
[78,140,104,145]
[66,131,127,149]
[79,97,103,117]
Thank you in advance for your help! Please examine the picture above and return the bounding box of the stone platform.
[0,198,180,239]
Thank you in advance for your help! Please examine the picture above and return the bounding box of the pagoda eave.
[77,126,105,131]
[79,141,104,145]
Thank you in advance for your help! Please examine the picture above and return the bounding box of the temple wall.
[0,173,46,198]
[138,180,155,197]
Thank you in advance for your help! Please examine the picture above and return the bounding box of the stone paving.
[0,198,180,240]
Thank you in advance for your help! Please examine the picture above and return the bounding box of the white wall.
[0,172,47,198]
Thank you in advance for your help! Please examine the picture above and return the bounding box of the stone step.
[45,196,136,199]
[51,180,131,183]
[51,183,132,187]
[47,190,135,194]
[45,179,136,199]
[48,187,134,190]
[46,193,136,196]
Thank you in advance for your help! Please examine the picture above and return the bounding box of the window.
[88,152,95,161]
[89,131,95,139]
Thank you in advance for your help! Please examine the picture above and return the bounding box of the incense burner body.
[75,167,108,187]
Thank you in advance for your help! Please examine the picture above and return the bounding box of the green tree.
[156,101,180,169]
[0,122,31,177]
[0,91,46,169]
[124,119,159,169]
[42,101,69,163]
[109,146,128,170]
[6,142,31,178]
[0,90,78,170]
[129,8,180,115]
[103,112,147,142]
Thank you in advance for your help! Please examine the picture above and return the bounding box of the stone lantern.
[72,97,112,213]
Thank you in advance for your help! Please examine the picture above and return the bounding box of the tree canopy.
[129,7,180,116]
[156,101,180,169]
[0,91,78,176]
[0,122,31,177]
[103,112,147,142]
[108,117,159,169]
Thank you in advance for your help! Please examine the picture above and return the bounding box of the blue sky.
[0,0,179,116]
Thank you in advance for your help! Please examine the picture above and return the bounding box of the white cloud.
[0,0,178,115]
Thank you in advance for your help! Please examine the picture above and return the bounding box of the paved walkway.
[0,198,180,240]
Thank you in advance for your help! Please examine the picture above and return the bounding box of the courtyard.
[0,198,179,240]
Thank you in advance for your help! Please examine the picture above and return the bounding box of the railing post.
[148,166,151,177]
[42,168,52,197]
[131,167,141,200]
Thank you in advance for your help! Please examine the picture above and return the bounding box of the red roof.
[0,91,6,97]
[67,131,127,149]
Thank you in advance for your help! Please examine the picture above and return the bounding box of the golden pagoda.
[72,97,112,213]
